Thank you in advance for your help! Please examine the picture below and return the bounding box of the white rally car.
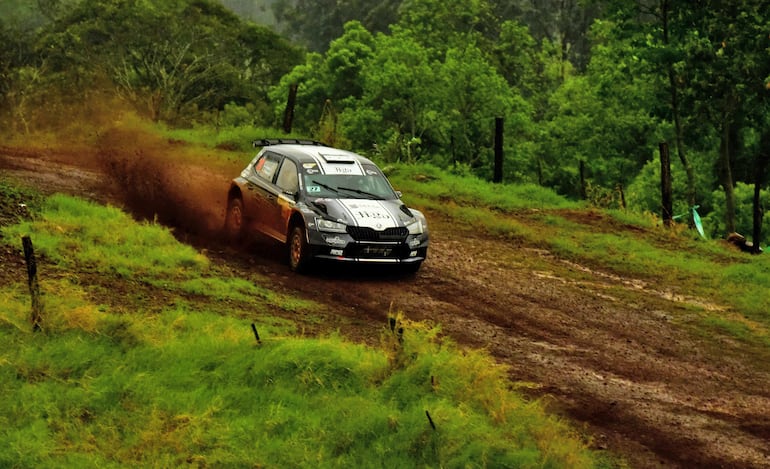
[224,139,429,273]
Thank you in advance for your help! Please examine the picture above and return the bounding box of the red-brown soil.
[2,141,769,469]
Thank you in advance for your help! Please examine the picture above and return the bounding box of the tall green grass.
[3,194,208,279]
[0,189,608,468]
[386,163,580,212]
[0,307,602,467]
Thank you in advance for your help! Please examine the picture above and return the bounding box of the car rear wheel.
[224,197,245,242]
[288,224,311,273]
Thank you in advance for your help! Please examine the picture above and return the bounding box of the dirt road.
[2,142,769,468]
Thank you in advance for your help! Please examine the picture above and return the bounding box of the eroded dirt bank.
[2,143,769,468]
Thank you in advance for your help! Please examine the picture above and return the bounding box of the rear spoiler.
[252,138,327,148]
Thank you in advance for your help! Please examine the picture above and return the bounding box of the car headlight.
[316,218,348,233]
[406,218,424,235]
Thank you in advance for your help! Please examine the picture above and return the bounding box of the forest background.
[2,0,770,245]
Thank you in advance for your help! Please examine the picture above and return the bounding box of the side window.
[275,159,299,193]
[254,153,281,182]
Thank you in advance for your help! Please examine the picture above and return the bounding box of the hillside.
[2,129,770,468]
[0,155,602,466]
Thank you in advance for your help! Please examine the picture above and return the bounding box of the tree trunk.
[752,170,764,253]
[661,0,696,223]
[752,132,770,253]
[719,120,736,234]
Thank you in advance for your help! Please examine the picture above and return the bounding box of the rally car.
[224,139,429,273]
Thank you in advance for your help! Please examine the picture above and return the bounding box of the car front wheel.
[288,224,311,273]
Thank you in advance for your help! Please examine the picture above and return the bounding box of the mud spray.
[2,95,249,246]
[96,126,236,241]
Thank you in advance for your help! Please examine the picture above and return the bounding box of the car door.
[244,152,282,237]
[270,158,299,240]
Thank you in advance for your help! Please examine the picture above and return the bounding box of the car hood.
[310,198,415,229]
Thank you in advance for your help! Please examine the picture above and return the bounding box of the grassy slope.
[0,183,606,468]
[5,123,768,467]
[386,163,770,348]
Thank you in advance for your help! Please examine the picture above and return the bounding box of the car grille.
[345,244,411,259]
[346,226,408,242]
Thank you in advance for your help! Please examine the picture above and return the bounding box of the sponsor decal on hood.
[337,199,399,229]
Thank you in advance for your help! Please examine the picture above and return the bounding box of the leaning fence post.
[22,235,43,331]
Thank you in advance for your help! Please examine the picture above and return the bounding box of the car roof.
[259,144,378,167]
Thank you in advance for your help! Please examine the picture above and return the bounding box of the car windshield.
[304,174,396,200]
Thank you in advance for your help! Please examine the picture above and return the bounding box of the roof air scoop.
[320,153,356,164]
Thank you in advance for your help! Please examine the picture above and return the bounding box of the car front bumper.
[307,230,428,264]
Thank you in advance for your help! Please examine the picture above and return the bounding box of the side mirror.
[395,190,403,198]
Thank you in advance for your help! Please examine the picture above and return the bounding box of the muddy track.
[2,144,769,468]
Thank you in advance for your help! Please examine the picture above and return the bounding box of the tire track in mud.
[408,233,770,469]
[2,143,770,469]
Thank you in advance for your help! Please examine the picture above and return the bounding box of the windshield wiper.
[337,186,379,199]
[311,179,339,194]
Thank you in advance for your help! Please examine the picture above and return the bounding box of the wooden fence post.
[282,83,298,134]
[660,142,673,227]
[617,183,627,210]
[22,235,43,331]
[493,117,504,183]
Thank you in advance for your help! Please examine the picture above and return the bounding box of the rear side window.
[254,153,281,182]
[276,159,299,193]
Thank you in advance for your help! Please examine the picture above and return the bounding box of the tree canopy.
[3,0,770,242]
[1,0,301,126]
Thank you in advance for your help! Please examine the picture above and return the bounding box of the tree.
[752,131,770,251]
[539,18,659,199]
[678,1,770,237]
[272,0,400,52]
[37,0,301,124]
[490,0,604,71]
[267,21,374,136]
[0,17,45,133]
[324,21,375,103]
[348,31,442,160]
[269,53,329,134]
[598,1,700,219]
[396,0,497,58]
[492,20,538,95]
[602,0,770,237]
[659,0,697,216]
[438,44,520,174]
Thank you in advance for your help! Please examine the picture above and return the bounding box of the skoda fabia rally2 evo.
[225,140,429,273]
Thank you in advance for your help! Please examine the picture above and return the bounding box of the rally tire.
[224,197,245,243]
[288,224,311,273]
